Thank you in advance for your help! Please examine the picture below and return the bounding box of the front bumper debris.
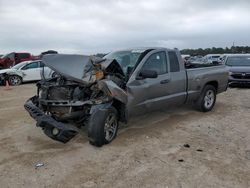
[24,96,79,143]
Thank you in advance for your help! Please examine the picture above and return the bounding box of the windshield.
[226,56,250,66]
[1,53,14,60]
[104,49,147,74]
[212,56,220,59]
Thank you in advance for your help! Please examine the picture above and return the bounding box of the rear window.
[168,51,180,72]
[226,56,250,66]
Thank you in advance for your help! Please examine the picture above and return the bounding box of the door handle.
[160,79,170,84]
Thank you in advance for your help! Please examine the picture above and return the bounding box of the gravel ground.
[0,84,250,188]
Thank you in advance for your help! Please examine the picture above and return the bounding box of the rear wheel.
[195,85,216,112]
[88,106,118,147]
[9,75,22,86]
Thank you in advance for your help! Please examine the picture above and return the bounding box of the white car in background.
[0,60,54,86]
[204,54,222,64]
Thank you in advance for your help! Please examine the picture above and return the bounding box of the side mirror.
[137,69,158,79]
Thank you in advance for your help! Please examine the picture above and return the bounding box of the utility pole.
[232,41,235,53]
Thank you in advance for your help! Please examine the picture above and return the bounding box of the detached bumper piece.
[24,97,79,143]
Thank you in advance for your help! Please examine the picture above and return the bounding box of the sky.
[0,0,250,55]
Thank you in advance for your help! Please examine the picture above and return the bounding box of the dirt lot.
[0,84,250,188]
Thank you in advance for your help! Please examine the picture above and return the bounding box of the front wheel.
[8,75,22,86]
[88,106,118,147]
[195,85,216,112]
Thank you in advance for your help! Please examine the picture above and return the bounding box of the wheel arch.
[9,73,23,79]
[8,74,23,85]
[112,99,127,123]
[204,81,218,93]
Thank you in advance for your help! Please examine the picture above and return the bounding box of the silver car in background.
[225,54,250,86]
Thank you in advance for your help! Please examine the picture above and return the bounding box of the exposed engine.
[37,58,126,124]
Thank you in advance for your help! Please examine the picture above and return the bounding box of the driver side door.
[126,50,171,116]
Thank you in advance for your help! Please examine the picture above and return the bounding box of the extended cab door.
[21,61,41,81]
[166,50,187,106]
[127,50,171,116]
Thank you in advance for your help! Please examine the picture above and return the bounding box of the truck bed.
[185,62,222,69]
[185,65,228,102]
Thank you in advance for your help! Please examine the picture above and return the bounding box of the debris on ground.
[35,163,44,169]
[246,150,250,160]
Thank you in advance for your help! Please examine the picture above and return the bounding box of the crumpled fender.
[4,70,23,78]
[97,79,127,104]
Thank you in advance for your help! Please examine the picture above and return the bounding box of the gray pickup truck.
[24,48,228,147]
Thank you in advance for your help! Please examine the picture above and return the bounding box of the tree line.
[94,46,250,57]
[180,46,250,56]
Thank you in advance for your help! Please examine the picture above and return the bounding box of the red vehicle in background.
[0,52,33,69]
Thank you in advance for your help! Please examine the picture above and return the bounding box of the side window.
[168,51,180,72]
[141,51,168,75]
[19,53,30,59]
[21,62,39,70]
[39,61,46,67]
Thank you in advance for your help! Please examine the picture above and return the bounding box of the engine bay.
[37,55,127,124]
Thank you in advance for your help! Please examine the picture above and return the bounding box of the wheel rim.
[104,113,117,142]
[204,90,215,109]
[9,76,21,85]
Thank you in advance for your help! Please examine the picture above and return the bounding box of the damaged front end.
[24,54,127,143]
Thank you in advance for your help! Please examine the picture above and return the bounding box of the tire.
[88,106,118,147]
[8,75,22,86]
[195,85,216,112]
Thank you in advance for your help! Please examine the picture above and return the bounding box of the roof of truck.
[112,47,178,51]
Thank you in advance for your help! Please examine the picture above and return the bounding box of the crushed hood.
[42,54,124,85]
